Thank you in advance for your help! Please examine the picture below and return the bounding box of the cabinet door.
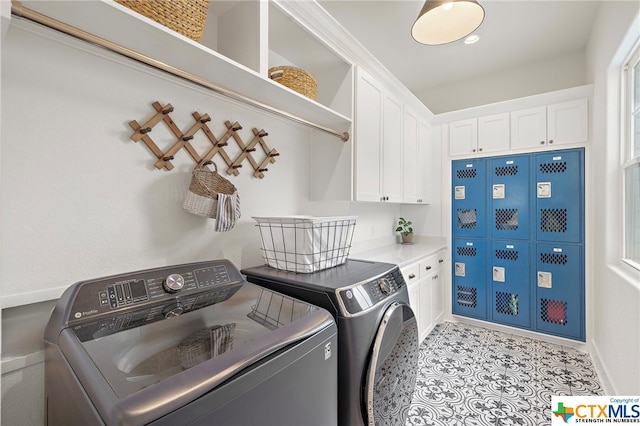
[449,118,478,156]
[431,270,444,330]
[417,120,431,204]
[490,241,531,329]
[382,93,403,202]
[478,113,510,154]
[490,154,530,240]
[418,277,431,341]
[547,98,588,146]
[510,106,547,150]
[452,238,487,319]
[402,107,419,203]
[452,159,487,238]
[535,243,584,341]
[535,149,584,243]
[355,69,383,201]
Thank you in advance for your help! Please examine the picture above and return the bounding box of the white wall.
[0,17,430,425]
[417,51,587,114]
[585,0,640,394]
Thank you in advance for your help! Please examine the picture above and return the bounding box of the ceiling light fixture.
[411,0,485,46]
[464,34,480,44]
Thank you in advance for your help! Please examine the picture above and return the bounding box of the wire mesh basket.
[253,216,357,273]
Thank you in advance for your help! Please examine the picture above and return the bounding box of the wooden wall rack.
[127,101,279,178]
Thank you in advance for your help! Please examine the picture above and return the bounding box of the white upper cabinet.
[449,113,509,157]
[478,113,510,153]
[354,68,431,203]
[382,93,404,203]
[511,98,588,150]
[449,118,478,156]
[417,119,432,204]
[402,107,420,204]
[354,68,384,202]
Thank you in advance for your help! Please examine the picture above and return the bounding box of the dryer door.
[365,302,419,426]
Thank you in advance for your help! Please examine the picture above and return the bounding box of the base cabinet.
[403,249,446,342]
[451,148,585,341]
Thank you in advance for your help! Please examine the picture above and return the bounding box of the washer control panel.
[337,267,405,315]
[66,260,242,324]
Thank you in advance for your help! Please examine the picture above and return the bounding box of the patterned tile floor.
[406,322,603,426]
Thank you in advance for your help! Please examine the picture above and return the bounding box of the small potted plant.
[396,217,414,244]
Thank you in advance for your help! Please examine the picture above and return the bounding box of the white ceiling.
[318,0,602,112]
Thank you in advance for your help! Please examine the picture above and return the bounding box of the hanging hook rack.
[127,102,279,178]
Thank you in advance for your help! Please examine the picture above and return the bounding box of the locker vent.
[540,209,567,233]
[540,252,568,265]
[456,247,477,257]
[457,286,477,308]
[541,298,567,325]
[495,165,518,176]
[457,209,477,229]
[495,249,518,261]
[540,162,567,174]
[456,169,477,179]
[496,292,519,316]
[495,209,518,231]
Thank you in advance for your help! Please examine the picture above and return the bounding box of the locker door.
[535,149,584,243]
[452,238,487,319]
[490,241,530,328]
[452,159,486,237]
[535,243,584,341]
[490,155,530,240]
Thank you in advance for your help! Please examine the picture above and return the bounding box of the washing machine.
[44,259,338,426]
[241,258,419,426]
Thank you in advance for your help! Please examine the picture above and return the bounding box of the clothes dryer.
[242,259,418,426]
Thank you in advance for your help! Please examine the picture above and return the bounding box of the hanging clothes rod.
[10,3,351,142]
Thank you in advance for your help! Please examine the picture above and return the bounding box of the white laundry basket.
[253,216,357,273]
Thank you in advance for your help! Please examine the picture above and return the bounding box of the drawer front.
[419,250,447,278]
[401,263,420,284]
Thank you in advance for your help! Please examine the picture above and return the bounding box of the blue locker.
[452,159,486,238]
[452,238,487,319]
[490,241,531,328]
[534,243,584,341]
[535,149,584,243]
[490,155,530,241]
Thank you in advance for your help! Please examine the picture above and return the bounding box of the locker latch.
[493,266,505,282]
[537,271,552,288]
[492,184,505,199]
[454,186,466,200]
[537,182,551,198]
[455,262,466,277]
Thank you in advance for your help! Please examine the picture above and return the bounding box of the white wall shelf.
[14,0,352,138]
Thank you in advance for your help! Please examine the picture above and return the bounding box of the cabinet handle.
[479,147,483,152]
[408,273,416,279]
[549,139,554,144]
[432,274,439,280]
[438,259,444,263]
[425,265,432,270]
[472,148,476,152]
[540,141,545,145]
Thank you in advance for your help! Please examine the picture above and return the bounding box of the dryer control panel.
[63,260,244,324]
[337,267,405,315]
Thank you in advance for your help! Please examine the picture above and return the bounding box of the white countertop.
[351,236,447,268]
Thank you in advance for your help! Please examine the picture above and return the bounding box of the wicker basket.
[268,66,318,101]
[115,0,209,42]
[183,163,237,218]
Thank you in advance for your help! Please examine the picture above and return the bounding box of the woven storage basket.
[183,163,237,218]
[268,66,318,101]
[115,0,209,42]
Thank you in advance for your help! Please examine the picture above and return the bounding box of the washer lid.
[64,282,329,399]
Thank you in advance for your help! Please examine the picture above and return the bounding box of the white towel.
[215,193,241,232]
